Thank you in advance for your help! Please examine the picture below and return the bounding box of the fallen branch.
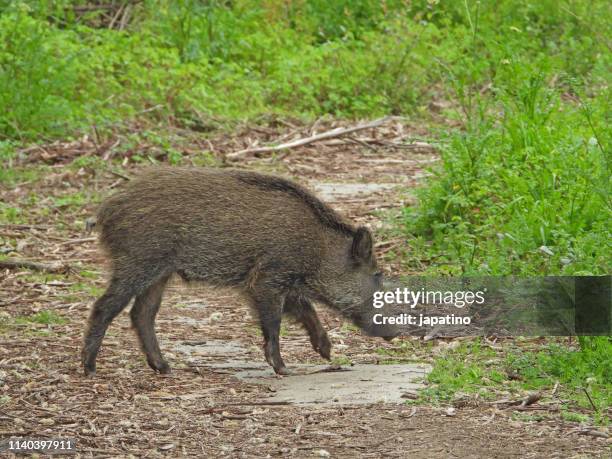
[226,116,396,160]
[109,170,131,181]
[304,364,350,375]
[0,258,70,273]
[223,400,292,406]
[582,387,598,412]
[577,429,609,439]
[551,381,560,397]
[59,237,97,246]
[0,224,52,230]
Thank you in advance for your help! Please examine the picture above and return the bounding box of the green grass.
[0,164,47,187]
[331,355,353,366]
[67,282,104,297]
[395,1,611,277]
[403,79,610,276]
[14,310,68,326]
[406,338,611,425]
[0,204,25,224]
[50,190,103,212]
[376,339,432,364]
[384,1,611,417]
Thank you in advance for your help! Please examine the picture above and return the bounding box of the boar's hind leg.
[284,295,331,360]
[82,277,135,376]
[130,275,171,374]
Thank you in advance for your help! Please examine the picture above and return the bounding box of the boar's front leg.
[284,295,331,360]
[260,308,289,375]
[249,287,290,375]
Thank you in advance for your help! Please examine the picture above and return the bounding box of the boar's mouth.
[325,294,401,340]
[344,298,401,341]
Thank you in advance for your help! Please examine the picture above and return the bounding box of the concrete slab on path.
[173,340,431,406]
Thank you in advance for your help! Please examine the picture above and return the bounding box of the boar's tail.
[94,195,126,251]
[233,172,355,237]
[85,217,97,233]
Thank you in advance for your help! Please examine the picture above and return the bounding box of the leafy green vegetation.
[0,203,24,224]
[14,310,68,325]
[0,1,606,140]
[409,338,611,425]
[404,71,610,277]
[380,2,611,419]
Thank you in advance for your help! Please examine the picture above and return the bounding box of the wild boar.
[82,167,386,376]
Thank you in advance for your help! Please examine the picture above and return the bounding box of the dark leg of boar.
[257,303,289,375]
[130,275,171,374]
[81,277,135,376]
[285,295,331,360]
[249,277,290,375]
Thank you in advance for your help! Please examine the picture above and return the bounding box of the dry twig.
[582,387,598,412]
[226,117,396,160]
[0,258,69,273]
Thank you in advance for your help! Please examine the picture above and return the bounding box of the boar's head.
[313,226,399,340]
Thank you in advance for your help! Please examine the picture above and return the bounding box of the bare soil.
[1,121,609,457]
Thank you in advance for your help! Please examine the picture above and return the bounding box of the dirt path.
[1,124,609,457]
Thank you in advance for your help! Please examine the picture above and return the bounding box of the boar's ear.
[351,227,373,263]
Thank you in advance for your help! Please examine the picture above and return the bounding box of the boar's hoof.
[83,366,96,378]
[274,366,291,376]
[148,359,171,374]
[157,364,171,375]
[313,334,332,360]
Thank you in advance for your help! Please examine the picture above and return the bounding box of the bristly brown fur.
[231,171,355,237]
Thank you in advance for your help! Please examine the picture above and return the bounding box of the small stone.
[315,449,330,458]
[133,394,149,404]
[539,245,554,256]
[209,312,223,321]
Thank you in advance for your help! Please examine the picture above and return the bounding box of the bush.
[1,1,608,141]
